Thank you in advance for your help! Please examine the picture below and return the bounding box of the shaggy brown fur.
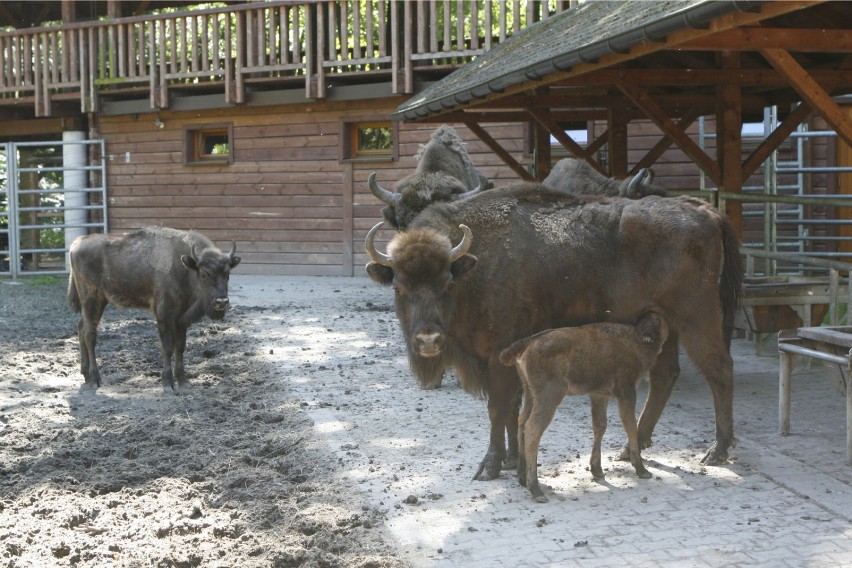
[500,312,669,503]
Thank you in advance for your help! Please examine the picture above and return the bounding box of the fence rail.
[0,1,574,117]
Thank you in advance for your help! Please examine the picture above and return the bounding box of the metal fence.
[0,138,107,279]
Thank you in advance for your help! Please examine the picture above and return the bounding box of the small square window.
[341,120,398,162]
[185,123,233,165]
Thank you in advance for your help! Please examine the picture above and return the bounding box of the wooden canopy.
[393,0,852,235]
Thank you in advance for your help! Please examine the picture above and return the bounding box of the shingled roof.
[393,0,762,121]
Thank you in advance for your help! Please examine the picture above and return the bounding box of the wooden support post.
[608,107,628,178]
[717,51,743,235]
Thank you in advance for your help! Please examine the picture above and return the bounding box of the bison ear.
[366,262,394,285]
[450,254,477,280]
[229,255,242,268]
[181,254,199,271]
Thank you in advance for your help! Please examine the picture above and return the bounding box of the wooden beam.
[717,51,743,235]
[548,68,852,89]
[464,121,534,181]
[679,28,852,53]
[632,107,703,175]
[618,84,721,184]
[608,107,628,177]
[526,106,598,168]
[760,48,852,149]
[742,102,812,179]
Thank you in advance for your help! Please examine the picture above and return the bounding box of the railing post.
[305,2,317,99]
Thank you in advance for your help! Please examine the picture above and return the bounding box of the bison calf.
[499,312,669,502]
[67,227,240,392]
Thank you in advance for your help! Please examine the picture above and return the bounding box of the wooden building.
[0,1,850,276]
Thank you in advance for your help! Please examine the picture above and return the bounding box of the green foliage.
[358,127,392,151]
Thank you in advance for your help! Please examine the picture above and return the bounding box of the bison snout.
[213,298,230,312]
[413,332,445,357]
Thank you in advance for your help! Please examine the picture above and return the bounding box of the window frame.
[184,123,234,165]
[340,119,398,163]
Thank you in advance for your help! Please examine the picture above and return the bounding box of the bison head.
[634,310,670,352]
[181,242,241,320]
[365,222,477,386]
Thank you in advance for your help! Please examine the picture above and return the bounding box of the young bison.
[499,311,669,503]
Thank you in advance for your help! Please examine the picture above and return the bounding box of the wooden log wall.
[97,99,535,276]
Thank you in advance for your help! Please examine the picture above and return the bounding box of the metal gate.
[0,138,107,279]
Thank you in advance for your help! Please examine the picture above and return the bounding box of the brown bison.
[499,311,670,502]
[67,227,241,391]
[543,157,666,198]
[365,184,742,481]
[369,125,492,229]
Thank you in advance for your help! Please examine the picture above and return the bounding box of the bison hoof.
[473,455,503,481]
[529,487,548,503]
[618,440,652,461]
[700,444,729,465]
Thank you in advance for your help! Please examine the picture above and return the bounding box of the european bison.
[369,125,492,229]
[67,226,241,391]
[365,184,742,481]
[543,157,666,198]
[499,311,669,502]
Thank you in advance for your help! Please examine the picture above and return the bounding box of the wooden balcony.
[0,1,573,118]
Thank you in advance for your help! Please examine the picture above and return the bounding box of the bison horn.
[449,224,473,262]
[451,182,481,201]
[228,240,237,260]
[365,221,393,267]
[368,172,401,206]
[627,168,650,196]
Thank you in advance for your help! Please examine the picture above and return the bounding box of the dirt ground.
[0,276,407,568]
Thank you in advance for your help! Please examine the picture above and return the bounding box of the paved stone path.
[231,275,852,567]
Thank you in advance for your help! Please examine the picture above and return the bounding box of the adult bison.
[67,226,241,392]
[365,185,742,481]
[543,157,666,198]
[369,125,492,229]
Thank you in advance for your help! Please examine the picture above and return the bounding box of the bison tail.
[498,338,531,367]
[67,272,82,313]
[719,215,744,348]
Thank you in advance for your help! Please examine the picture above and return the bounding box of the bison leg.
[680,325,736,465]
[173,324,190,389]
[156,320,178,392]
[520,383,563,503]
[79,295,107,387]
[589,394,608,479]
[504,387,522,471]
[473,363,521,481]
[615,386,651,479]
[516,384,533,487]
[620,333,681,460]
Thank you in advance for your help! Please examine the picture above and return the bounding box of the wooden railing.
[0,1,573,117]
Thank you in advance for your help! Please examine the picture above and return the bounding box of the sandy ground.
[3,274,852,567]
[0,276,407,568]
